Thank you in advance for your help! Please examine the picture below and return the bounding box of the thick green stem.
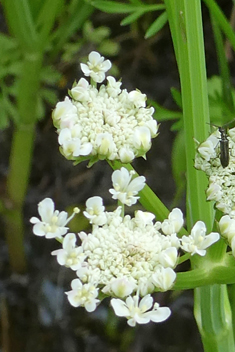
[5,55,42,273]
[194,286,234,352]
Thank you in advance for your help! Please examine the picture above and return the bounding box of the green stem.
[5,54,42,273]
[194,286,234,352]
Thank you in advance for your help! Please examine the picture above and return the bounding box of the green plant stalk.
[164,0,234,350]
[5,54,43,273]
[2,0,94,273]
[194,285,234,352]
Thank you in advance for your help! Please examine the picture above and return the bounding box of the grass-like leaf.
[145,11,168,39]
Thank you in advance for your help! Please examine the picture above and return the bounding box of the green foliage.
[61,20,120,64]
[89,0,166,37]
[0,12,120,129]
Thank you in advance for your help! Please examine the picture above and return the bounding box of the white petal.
[149,306,171,322]
[200,232,220,249]
[110,298,130,317]
[85,300,99,312]
[58,128,72,145]
[79,142,93,156]
[71,278,82,290]
[80,63,90,75]
[38,198,54,222]
[128,176,146,193]
[191,221,206,237]
[139,294,153,311]
[88,51,102,64]
[32,223,46,236]
[30,217,40,224]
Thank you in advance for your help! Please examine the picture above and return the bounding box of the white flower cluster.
[30,168,220,327]
[52,51,158,166]
[195,127,235,216]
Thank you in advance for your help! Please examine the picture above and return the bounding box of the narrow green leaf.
[91,1,165,14]
[91,1,138,13]
[121,10,145,26]
[145,11,168,39]
[171,87,182,108]
[203,0,235,52]
[36,0,64,49]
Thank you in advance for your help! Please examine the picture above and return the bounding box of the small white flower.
[206,182,223,201]
[219,215,235,242]
[83,196,107,226]
[53,97,77,126]
[94,132,116,158]
[198,135,218,161]
[152,267,176,291]
[128,90,147,108]
[158,247,178,268]
[134,210,155,227]
[181,221,220,256]
[103,277,137,298]
[161,208,184,235]
[66,278,100,312]
[138,277,155,296]
[106,76,122,97]
[30,198,76,239]
[118,147,135,163]
[144,119,158,137]
[109,167,146,206]
[133,126,151,152]
[70,78,90,101]
[51,233,86,270]
[80,51,111,83]
[59,126,92,158]
[111,294,171,327]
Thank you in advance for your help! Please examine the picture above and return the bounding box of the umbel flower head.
[195,127,235,216]
[30,168,220,327]
[52,51,158,167]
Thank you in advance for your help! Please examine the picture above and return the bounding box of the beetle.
[218,126,229,168]
[208,120,235,168]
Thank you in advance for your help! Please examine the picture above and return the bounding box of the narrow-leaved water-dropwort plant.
[31,52,220,329]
